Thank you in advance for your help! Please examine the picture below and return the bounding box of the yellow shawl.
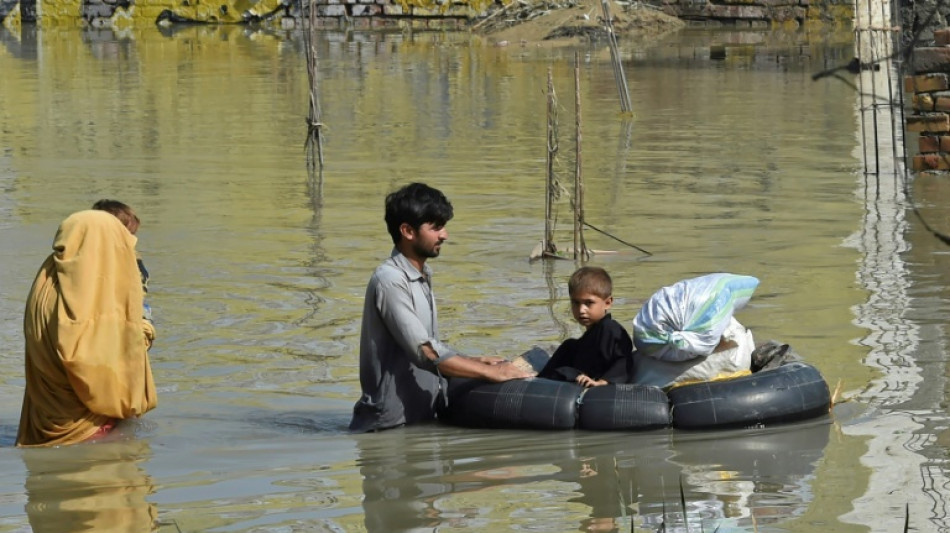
[17,210,157,447]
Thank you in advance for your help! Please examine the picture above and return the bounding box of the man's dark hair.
[384,183,454,244]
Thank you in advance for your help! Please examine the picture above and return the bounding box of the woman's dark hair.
[384,183,454,244]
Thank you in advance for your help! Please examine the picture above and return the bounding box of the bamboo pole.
[305,0,325,175]
[573,52,587,261]
[600,0,632,114]
[545,67,557,256]
[471,0,515,31]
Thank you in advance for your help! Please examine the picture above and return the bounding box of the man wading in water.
[350,182,534,432]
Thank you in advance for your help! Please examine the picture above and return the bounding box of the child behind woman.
[92,199,152,323]
[538,266,634,387]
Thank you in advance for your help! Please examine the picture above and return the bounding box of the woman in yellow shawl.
[16,210,158,447]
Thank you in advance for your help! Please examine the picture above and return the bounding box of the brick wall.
[908,30,950,173]
[2,0,855,28]
[1,0,487,26]
[642,0,853,28]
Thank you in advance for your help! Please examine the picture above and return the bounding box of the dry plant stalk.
[305,0,325,172]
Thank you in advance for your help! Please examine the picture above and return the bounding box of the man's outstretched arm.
[421,344,535,382]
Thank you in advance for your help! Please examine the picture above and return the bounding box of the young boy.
[538,266,634,387]
[92,199,152,323]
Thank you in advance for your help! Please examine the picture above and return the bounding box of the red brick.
[351,4,380,15]
[912,48,950,76]
[919,135,940,152]
[907,113,950,132]
[936,28,950,47]
[913,154,950,171]
[370,17,399,27]
[905,73,950,93]
[915,93,936,111]
[705,4,767,17]
[316,4,345,15]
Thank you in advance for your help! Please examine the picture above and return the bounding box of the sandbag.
[631,318,754,388]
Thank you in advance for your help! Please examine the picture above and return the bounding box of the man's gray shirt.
[350,249,459,432]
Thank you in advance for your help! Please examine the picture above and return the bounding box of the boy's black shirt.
[538,313,633,383]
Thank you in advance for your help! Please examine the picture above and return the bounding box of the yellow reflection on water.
[22,440,157,533]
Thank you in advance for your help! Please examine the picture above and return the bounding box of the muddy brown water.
[0,23,947,532]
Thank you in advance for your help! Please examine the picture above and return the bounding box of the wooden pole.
[545,67,557,256]
[574,52,587,261]
[601,0,632,114]
[306,0,325,174]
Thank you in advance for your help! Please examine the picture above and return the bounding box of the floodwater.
[0,20,947,533]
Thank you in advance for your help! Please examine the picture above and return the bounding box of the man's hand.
[433,349,536,381]
[473,355,506,364]
[484,360,535,382]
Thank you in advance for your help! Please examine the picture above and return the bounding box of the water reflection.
[0,24,37,59]
[665,422,830,531]
[22,439,157,532]
[542,259,571,341]
[356,421,830,532]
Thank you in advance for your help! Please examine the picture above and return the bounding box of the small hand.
[143,320,156,350]
[576,374,607,388]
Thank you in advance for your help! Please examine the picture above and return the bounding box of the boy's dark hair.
[568,266,613,299]
[384,183,454,245]
[92,199,140,235]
